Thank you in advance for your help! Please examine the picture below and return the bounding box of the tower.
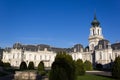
[89,14,104,51]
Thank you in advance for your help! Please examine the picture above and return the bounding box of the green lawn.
[77,74,116,80]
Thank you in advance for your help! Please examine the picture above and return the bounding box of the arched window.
[98,29,99,35]
[100,52,102,60]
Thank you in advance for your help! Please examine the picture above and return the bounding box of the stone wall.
[14,71,37,80]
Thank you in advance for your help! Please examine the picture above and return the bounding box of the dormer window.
[74,48,76,52]
[86,48,88,52]
[44,48,47,51]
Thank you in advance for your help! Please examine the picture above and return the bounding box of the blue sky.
[0,0,120,48]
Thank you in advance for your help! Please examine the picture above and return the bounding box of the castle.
[2,15,120,68]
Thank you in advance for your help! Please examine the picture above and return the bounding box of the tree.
[112,56,120,79]
[75,59,85,76]
[37,61,46,76]
[3,62,11,68]
[84,60,93,71]
[28,61,34,70]
[96,63,103,70]
[49,52,76,80]
[19,61,27,70]
[0,60,4,67]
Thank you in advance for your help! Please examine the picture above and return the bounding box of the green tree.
[84,60,93,70]
[49,52,76,80]
[4,62,11,68]
[75,59,85,76]
[37,61,46,76]
[19,61,27,70]
[112,56,120,79]
[28,61,34,70]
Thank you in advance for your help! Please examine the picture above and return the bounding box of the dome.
[91,14,100,27]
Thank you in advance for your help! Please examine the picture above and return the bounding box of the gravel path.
[86,70,112,77]
[0,71,111,80]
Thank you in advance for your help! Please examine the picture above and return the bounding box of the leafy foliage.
[75,59,85,76]
[37,61,46,76]
[84,60,92,70]
[3,62,11,68]
[49,52,76,80]
[28,61,34,70]
[112,56,120,79]
[19,61,27,70]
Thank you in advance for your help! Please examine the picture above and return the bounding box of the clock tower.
[89,14,104,51]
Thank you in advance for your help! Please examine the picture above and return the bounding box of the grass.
[77,74,116,80]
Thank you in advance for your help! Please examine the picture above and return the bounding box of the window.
[93,29,95,35]
[74,54,76,60]
[24,54,26,59]
[86,48,88,52]
[17,54,19,58]
[34,55,36,60]
[13,54,15,59]
[100,52,102,59]
[40,55,42,60]
[29,54,31,59]
[45,55,47,60]
[4,55,6,59]
[16,61,18,65]
[91,44,94,50]
[49,55,51,60]
[99,45,102,49]
[98,29,99,35]
[115,53,117,58]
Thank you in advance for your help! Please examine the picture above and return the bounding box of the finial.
[94,11,97,20]
[91,11,100,27]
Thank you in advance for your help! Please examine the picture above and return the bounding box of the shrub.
[96,63,103,70]
[84,60,93,70]
[3,62,11,68]
[0,60,4,67]
[75,59,85,76]
[28,61,34,70]
[37,61,46,76]
[49,52,76,80]
[112,56,120,79]
[19,61,27,70]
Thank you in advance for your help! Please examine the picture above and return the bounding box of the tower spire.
[94,11,97,20]
[91,12,100,27]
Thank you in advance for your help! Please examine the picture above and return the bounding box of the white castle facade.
[2,15,120,68]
